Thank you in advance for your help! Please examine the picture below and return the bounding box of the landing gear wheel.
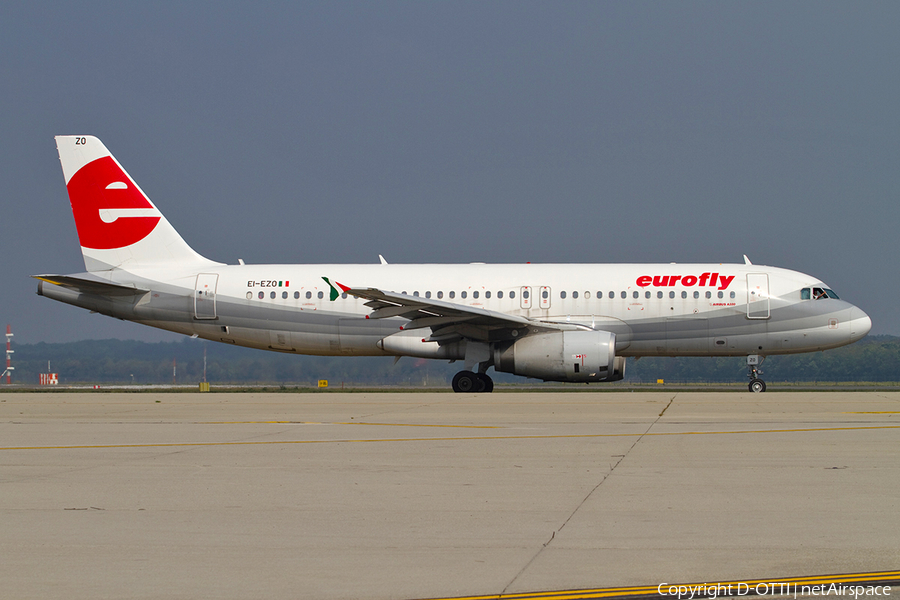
[476,373,494,393]
[452,371,477,393]
[746,355,766,393]
[452,371,494,393]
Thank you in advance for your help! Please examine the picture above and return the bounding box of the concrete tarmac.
[1,391,898,600]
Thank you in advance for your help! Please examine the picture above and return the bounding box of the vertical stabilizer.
[55,135,220,272]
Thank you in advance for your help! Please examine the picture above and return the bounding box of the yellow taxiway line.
[1,424,898,452]
[417,570,900,600]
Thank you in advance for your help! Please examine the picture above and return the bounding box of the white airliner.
[36,136,871,392]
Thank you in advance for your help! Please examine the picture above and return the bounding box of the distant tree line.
[624,335,900,384]
[6,335,899,387]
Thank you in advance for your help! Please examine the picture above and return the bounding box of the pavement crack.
[501,393,679,595]
[543,530,555,546]
[659,394,676,417]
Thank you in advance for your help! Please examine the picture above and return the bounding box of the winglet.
[379,254,388,265]
[743,255,752,265]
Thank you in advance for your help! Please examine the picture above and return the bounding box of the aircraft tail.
[55,135,219,273]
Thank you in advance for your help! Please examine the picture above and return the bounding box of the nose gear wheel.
[747,356,766,392]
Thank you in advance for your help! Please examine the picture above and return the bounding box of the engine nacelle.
[493,330,625,383]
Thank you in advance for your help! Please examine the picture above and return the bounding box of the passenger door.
[746,273,770,319]
[194,274,218,320]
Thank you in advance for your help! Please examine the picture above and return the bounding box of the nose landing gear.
[747,355,766,393]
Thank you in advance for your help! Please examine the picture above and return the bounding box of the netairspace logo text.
[658,582,892,599]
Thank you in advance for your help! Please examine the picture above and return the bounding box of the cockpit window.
[801,288,810,300]
[809,287,840,300]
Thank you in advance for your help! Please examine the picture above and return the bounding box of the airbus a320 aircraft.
[36,136,871,392]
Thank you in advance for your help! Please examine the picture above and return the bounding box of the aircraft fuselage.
[36,135,872,392]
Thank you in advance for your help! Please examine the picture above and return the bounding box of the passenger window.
[246,292,253,299]
[523,290,529,299]
[633,291,639,299]
[318,291,324,299]
[509,291,515,299]
[645,291,651,299]
[306,291,312,299]
[437,291,443,299]
[669,291,675,299]
[542,290,549,299]
[473,291,479,299]
[560,291,567,299]
[705,291,711,299]
[621,291,627,299]
[573,291,579,299]
[270,291,276,299]
[258,291,264,299]
[425,291,431,299]
[730,291,735,299]
[497,291,503,299]
[341,293,348,299]
[584,291,590,299]
[461,291,467,299]
[609,291,615,299]
[449,291,455,299]
[294,291,300,299]
[718,291,724,299]
[413,291,419,297]
[657,291,663,299]
[282,291,288,299]
[485,291,491,299]
[693,291,699,299]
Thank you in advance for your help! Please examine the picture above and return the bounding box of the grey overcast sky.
[2,1,898,343]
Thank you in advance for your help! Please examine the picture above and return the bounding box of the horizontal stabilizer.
[33,274,148,296]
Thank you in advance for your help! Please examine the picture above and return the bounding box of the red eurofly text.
[636,273,735,290]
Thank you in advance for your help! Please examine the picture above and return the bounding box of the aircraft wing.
[342,286,584,342]
[33,274,148,297]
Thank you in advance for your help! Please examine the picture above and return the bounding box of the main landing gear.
[747,355,766,393]
[451,370,494,393]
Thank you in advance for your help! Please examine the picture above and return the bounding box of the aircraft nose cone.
[849,307,872,342]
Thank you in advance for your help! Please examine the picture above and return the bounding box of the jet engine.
[493,330,625,383]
